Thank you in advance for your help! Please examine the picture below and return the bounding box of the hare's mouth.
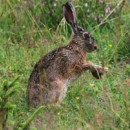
[86,45,98,53]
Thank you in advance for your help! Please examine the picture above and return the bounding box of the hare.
[26,2,108,108]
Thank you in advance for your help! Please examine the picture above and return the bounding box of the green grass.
[0,0,130,130]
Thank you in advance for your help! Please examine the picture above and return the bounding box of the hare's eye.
[83,32,89,39]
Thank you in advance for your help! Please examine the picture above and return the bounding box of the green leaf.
[8,76,20,88]
[4,102,16,110]
[5,87,17,97]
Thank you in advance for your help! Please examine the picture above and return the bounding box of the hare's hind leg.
[47,79,67,105]
[27,84,42,108]
[27,79,66,107]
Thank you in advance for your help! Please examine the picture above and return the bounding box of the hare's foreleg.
[83,62,108,79]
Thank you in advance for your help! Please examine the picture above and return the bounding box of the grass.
[0,0,130,130]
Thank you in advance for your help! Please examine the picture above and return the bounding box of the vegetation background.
[0,0,130,129]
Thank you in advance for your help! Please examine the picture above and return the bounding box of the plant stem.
[20,106,45,129]
[0,109,7,130]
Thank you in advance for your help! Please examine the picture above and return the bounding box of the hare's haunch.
[26,2,108,108]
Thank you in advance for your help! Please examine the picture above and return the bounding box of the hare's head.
[63,2,98,52]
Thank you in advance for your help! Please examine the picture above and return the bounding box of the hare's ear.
[63,2,78,34]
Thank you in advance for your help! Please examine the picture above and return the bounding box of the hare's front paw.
[104,67,109,72]
[92,67,108,79]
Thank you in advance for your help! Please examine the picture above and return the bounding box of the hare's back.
[42,46,84,80]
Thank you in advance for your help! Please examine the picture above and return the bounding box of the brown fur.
[26,2,108,108]
[27,35,108,108]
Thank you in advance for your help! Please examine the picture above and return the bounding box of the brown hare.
[26,2,108,108]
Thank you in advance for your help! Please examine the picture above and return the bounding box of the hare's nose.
[94,45,98,50]
[94,45,99,51]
